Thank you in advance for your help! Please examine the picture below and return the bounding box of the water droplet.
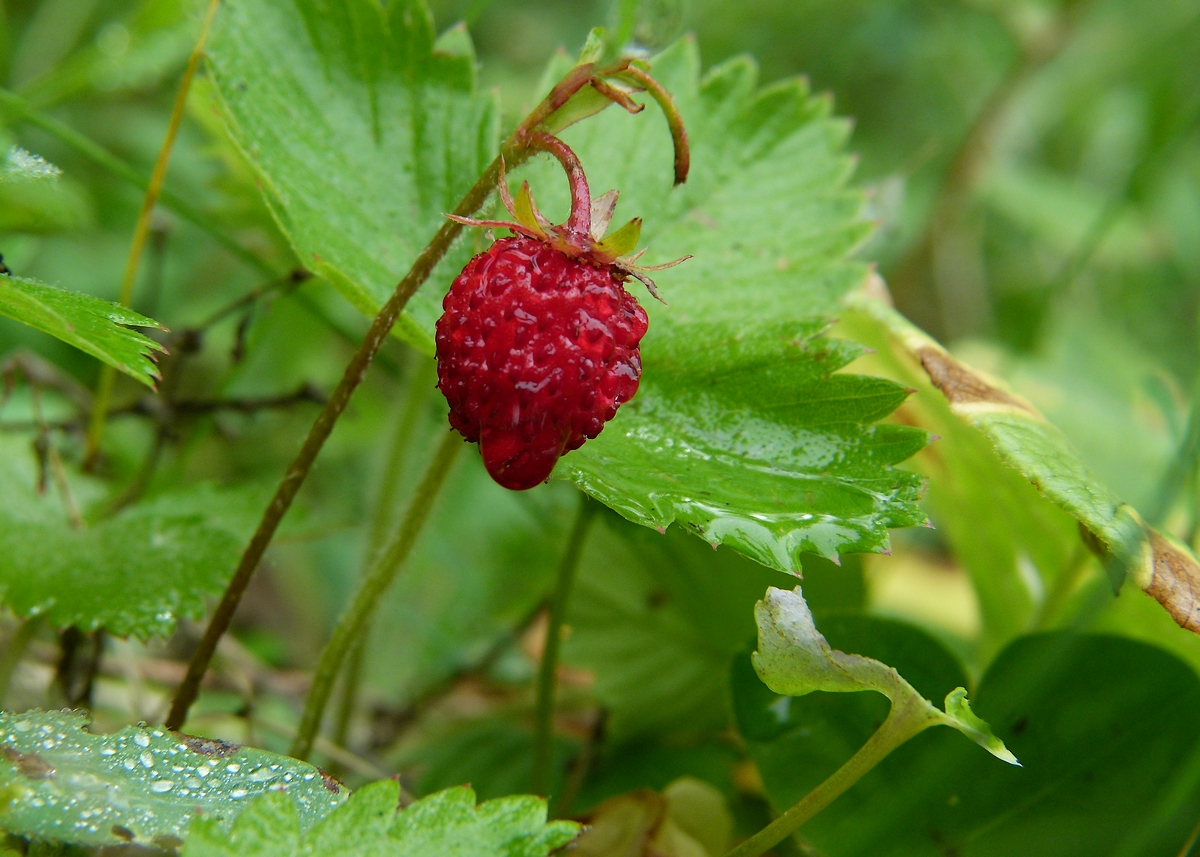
[133,733,150,748]
[230,788,248,798]
[150,780,174,793]
[226,763,241,773]
[123,759,136,771]
[14,721,33,732]
[248,767,274,782]
[99,747,116,757]
[196,764,211,777]
[140,752,154,768]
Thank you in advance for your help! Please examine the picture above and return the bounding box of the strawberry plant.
[1,0,1199,855]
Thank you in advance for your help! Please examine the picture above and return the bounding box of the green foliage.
[0,710,345,850]
[563,509,782,742]
[184,780,579,857]
[0,144,89,232]
[209,12,928,565]
[536,41,929,563]
[204,0,499,346]
[738,632,1200,856]
[751,586,1016,764]
[0,438,265,638]
[0,275,163,386]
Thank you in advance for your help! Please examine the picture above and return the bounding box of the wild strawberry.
[435,134,687,490]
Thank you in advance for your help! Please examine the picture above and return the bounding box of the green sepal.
[596,217,642,258]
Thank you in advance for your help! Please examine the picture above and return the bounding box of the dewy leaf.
[0,146,62,182]
[753,586,1018,764]
[528,41,927,564]
[205,0,499,349]
[0,710,345,850]
[0,438,268,639]
[0,276,163,386]
[848,289,1200,635]
[183,780,579,857]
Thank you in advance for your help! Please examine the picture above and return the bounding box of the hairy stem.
[724,697,932,857]
[527,131,593,236]
[163,151,510,732]
[531,496,597,796]
[289,430,462,760]
[84,0,222,467]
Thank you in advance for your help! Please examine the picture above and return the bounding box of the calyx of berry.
[448,133,690,301]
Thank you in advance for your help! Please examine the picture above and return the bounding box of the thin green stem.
[84,0,222,467]
[0,617,42,707]
[332,361,436,750]
[723,698,932,857]
[531,496,597,796]
[289,429,462,760]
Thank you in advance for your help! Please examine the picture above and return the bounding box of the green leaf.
[0,438,266,638]
[1,145,61,181]
[753,586,1017,763]
[837,307,1082,662]
[562,510,788,742]
[363,453,577,707]
[847,292,1200,635]
[529,41,927,563]
[184,780,579,857]
[0,275,163,386]
[739,632,1200,856]
[204,0,499,349]
[211,14,927,565]
[0,710,345,850]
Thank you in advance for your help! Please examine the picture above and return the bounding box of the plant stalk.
[723,698,932,857]
[332,361,436,750]
[289,429,462,760]
[163,150,511,732]
[531,496,597,796]
[83,0,222,467]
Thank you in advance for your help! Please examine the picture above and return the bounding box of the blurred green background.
[3,0,1200,848]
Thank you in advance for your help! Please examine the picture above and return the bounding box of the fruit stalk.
[289,430,462,761]
[531,496,598,795]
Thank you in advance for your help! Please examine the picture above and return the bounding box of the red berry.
[435,236,648,491]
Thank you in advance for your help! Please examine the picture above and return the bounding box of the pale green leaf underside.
[0,276,163,386]
[0,438,265,639]
[847,292,1200,634]
[0,710,345,850]
[753,586,1018,764]
[205,0,498,349]
[183,780,579,857]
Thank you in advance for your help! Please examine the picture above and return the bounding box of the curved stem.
[724,698,931,857]
[614,66,690,185]
[531,496,597,796]
[163,150,512,731]
[526,131,592,236]
[289,429,462,761]
[83,0,222,468]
